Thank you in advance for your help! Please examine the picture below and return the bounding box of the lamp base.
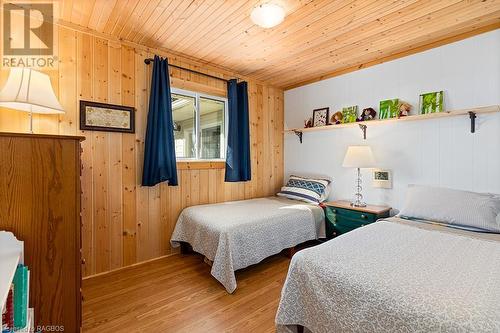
[29,110,34,134]
[351,168,366,207]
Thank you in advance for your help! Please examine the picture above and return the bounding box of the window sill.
[177,160,226,170]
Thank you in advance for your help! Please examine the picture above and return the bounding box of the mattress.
[275,217,500,333]
[170,196,325,293]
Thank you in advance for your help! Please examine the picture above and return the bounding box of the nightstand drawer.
[326,206,377,223]
[330,222,357,235]
[330,215,371,229]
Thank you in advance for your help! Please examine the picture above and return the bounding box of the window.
[171,88,227,160]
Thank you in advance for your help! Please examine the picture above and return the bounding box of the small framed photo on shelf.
[372,169,392,189]
[312,107,329,127]
[379,99,399,119]
[419,91,444,114]
[80,100,135,133]
[341,105,358,123]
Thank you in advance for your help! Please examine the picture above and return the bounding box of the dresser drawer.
[326,206,377,223]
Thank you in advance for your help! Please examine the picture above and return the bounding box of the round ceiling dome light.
[251,3,285,28]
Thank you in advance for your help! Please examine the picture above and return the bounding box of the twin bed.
[276,217,500,333]
[170,196,324,293]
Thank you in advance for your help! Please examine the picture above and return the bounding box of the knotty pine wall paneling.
[0,26,284,277]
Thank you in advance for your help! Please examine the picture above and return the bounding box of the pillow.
[277,175,331,205]
[399,185,500,233]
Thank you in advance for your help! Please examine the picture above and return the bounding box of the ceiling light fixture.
[251,3,285,28]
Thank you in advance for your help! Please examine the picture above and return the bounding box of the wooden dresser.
[0,133,84,332]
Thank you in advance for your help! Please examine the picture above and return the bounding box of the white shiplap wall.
[284,29,500,211]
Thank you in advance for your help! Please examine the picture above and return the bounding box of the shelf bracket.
[469,111,477,133]
[293,130,303,144]
[359,124,367,140]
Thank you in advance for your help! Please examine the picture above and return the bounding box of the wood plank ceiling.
[59,0,500,89]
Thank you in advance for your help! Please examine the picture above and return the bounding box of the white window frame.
[171,87,228,161]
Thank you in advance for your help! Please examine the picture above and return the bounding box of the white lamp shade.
[342,145,376,168]
[0,68,64,114]
[250,4,285,28]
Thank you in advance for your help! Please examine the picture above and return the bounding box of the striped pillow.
[277,175,331,205]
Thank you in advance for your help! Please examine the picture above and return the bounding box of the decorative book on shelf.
[0,232,31,333]
[2,286,14,332]
[2,266,29,333]
[13,265,29,330]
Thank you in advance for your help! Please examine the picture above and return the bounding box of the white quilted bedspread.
[276,218,500,333]
[170,197,324,293]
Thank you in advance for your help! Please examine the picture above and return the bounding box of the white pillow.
[277,175,331,205]
[399,185,500,233]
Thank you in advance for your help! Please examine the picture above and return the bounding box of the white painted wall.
[284,29,500,211]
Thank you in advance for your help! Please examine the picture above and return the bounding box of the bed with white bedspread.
[170,196,325,293]
[276,217,500,333]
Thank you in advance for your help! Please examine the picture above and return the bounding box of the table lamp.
[342,145,376,207]
[0,67,64,133]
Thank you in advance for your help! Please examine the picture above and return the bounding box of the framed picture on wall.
[419,91,444,114]
[312,107,329,127]
[341,105,358,123]
[80,100,135,133]
[379,99,399,119]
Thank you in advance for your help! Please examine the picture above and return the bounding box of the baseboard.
[82,252,178,281]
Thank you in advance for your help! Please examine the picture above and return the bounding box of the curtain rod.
[144,58,237,83]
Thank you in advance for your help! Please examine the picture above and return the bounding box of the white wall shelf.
[0,231,24,330]
[285,105,500,143]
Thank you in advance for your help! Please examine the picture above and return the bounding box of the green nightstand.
[324,200,391,238]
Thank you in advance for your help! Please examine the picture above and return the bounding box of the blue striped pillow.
[277,175,331,204]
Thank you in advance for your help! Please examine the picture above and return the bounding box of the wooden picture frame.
[312,107,329,127]
[79,100,135,133]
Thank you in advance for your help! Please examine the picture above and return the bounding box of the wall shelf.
[285,105,500,142]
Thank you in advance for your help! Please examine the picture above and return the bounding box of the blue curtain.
[142,56,178,186]
[225,79,251,182]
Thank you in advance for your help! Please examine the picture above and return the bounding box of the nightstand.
[324,200,391,238]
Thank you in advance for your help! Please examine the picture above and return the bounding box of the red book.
[2,286,14,331]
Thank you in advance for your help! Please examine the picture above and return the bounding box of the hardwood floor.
[82,253,291,332]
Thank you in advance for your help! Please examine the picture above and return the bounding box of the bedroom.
[0,1,499,332]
